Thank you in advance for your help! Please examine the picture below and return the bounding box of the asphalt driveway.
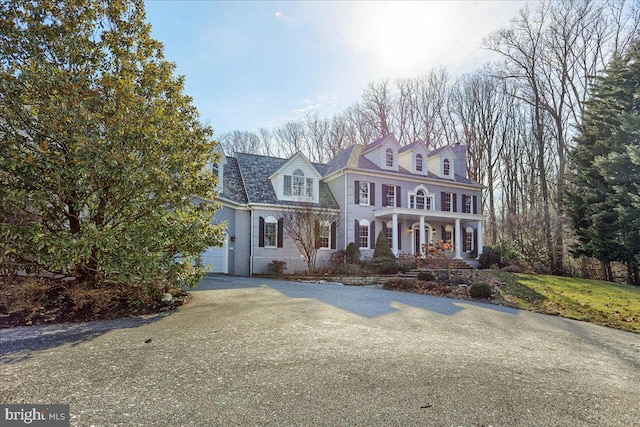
[1,275,639,426]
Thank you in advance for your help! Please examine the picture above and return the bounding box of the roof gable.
[268,151,322,180]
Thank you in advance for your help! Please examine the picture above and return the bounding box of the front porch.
[374,207,486,260]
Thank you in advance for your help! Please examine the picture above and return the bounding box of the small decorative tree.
[369,230,398,274]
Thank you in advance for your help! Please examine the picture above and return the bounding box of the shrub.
[469,282,492,298]
[478,247,502,269]
[267,260,287,275]
[417,271,436,281]
[331,263,360,276]
[479,242,523,269]
[345,242,361,264]
[397,253,416,272]
[366,257,399,274]
[373,230,395,259]
[383,278,415,291]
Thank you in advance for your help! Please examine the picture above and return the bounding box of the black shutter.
[355,220,359,244]
[462,195,467,213]
[259,216,265,247]
[474,228,478,252]
[462,228,467,252]
[473,195,478,214]
[441,192,446,211]
[314,220,320,249]
[397,222,402,250]
[382,184,387,206]
[354,181,360,204]
[370,183,375,206]
[441,226,446,241]
[453,193,458,212]
[331,221,337,249]
[370,221,376,249]
[277,218,283,248]
[396,186,401,207]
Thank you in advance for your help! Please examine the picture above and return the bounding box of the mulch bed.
[0,275,189,328]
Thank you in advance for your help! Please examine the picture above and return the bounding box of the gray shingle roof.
[235,153,339,209]
[219,157,248,204]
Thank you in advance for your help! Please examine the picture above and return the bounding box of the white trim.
[322,168,484,191]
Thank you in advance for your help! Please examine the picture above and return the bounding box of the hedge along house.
[201,134,485,275]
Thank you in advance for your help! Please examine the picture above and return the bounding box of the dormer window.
[443,158,451,176]
[416,154,423,172]
[386,148,394,167]
[284,169,313,198]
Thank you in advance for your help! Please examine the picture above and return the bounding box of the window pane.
[444,193,451,211]
[386,149,393,167]
[293,176,305,196]
[443,159,450,175]
[306,178,313,198]
[319,223,330,248]
[416,154,423,171]
[284,175,292,196]
[359,182,369,205]
[386,185,395,207]
[359,225,369,248]
[265,222,277,247]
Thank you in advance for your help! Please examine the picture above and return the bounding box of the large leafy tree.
[566,39,640,285]
[0,0,223,287]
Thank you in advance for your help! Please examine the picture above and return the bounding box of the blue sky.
[144,1,526,136]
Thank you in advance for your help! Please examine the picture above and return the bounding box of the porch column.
[454,218,462,259]
[419,216,425,255]
[392,213,398,256]
[477,220,484,258]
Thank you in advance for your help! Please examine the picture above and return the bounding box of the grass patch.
[500,273,640,333]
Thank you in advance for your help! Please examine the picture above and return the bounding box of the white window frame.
[385,148,394,167]
[464,195,472,214]
[264,216,278,248]
[283,169,314,201]
[359,182,370,206]
[408,186,434,211]
[319,221,331,249]
[465,226,474,252]
[416,153,423,172]
[358,219,370,249]
[386,185,396,207]
[443,192,452,212]
[443,158,451,176]
[292,169,305,197]
[445,224,454,244]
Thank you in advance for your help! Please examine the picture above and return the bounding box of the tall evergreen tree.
[567,39,640,285]
[0,0,223,287]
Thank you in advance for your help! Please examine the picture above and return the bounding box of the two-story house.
[198,134,485,275]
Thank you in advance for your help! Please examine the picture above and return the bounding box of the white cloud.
[275,11,283,18]
[292,93,328,115]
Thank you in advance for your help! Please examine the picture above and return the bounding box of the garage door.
[201,232,228,274]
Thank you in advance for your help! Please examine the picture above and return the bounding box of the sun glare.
[348,1,521,79]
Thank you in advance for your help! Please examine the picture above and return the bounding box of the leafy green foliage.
[345,242,361,265]
[0,0,223,287]
[367,230,398,274]
[566,40,640,285]
[478,242,522,269]
[469,283,492,298]
[373,230,394,259]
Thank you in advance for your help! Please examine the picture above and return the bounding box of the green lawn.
[499,273,640,333]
